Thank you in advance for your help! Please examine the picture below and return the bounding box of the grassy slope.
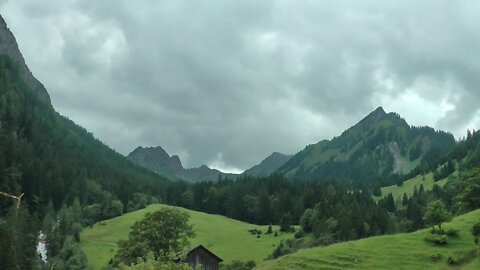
[256,209,480,270]
[81,204,295,269]
[374,172,452,202]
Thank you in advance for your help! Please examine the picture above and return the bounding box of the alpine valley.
[0,11,479,270]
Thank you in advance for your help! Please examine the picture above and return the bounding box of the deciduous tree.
[114,208,195,266]
[423,200,451,231]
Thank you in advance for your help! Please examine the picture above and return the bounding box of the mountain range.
[129,107,455,186]
[127,146,234,182]
[127,146,292,182]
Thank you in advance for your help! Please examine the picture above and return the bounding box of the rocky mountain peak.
[363,106,387,122]
[170,155,183,169]
[0,14,51,104]
[0,15,6,27]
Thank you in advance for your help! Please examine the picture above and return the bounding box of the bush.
[472,221,480,247]
[430,227,459,237]
[447,250,477,266]
[430,253,442,262]
[269,239,305,259]
[308,235,335,247]
[447,255,458,265]
[444,228,459,237]
[248,229,262,235]
[294,231,305,239]
[423,234,448,246]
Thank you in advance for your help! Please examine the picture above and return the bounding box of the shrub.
[444,228,459,237]
[248,228,262,235]
[308,235,335,247]
[269,239,305,259]
[423,234,448,246]
[430,253,442,262]
[447,255,458,265]
[447,250,478,266]
[430,227,459,237]
[294,231,305,239]
[472,221,480,247]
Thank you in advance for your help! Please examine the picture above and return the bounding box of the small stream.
[37,231,48,263]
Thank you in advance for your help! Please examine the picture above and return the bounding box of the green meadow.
[255,209,480,270]
[80,204,296,269]
[374,172,451,202]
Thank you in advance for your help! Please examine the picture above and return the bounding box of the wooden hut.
[185,245,223,270]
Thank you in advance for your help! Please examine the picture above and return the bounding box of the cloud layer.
[2,0,480,172]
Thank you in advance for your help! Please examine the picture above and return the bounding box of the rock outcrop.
[0,14,50,104]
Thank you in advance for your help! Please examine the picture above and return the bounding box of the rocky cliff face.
[128,146,237,183]
[0,14,50,104]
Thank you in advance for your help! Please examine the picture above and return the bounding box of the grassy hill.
[255,209,480,270]
[81,204,296,269]
[374,172,453,202]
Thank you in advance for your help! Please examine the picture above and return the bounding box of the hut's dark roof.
[187,245,223,262]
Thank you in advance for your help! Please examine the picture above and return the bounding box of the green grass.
[81,204,296,269]
[374,172,452,202]
[255,209,480,270]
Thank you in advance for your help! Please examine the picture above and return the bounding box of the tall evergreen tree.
[257,188,273,225]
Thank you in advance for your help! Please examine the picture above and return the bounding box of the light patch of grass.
[255,209,480,270]
[304,141,337,168]
[80,240,116,268]
[81,204,295,269]
[374,172,452,202]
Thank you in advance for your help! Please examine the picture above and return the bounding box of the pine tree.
[402,193,408,206]
[279,213,293,232]
[257,188,273,225]
[0,206,38,270]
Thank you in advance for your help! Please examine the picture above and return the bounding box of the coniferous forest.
[0,55,174,269]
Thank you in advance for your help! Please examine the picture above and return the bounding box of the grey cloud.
[2,0,480,171]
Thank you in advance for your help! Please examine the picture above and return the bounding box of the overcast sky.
[2,1,480,173]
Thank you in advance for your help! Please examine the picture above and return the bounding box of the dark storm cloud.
[2,0,480,172]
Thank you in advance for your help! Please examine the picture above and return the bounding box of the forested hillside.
[0,54,171,215]
[277,107,455,187]
[243,152,292,177]
[0,17,174,269]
